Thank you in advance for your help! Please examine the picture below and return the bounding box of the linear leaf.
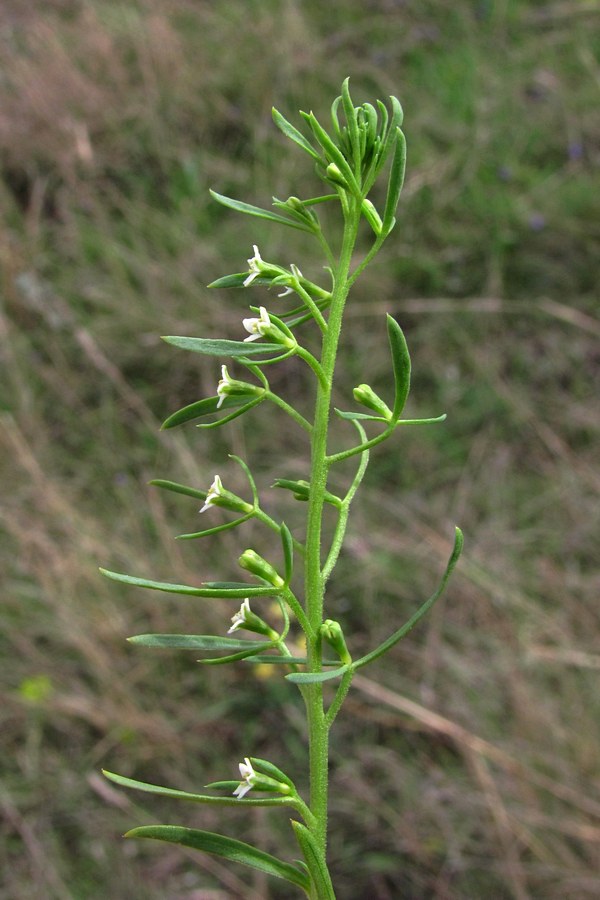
[161,395,249,430]
[386,314,411,420]
[124,826,311,890]
[162,336,283,357]
[99,569,276,598]
[208,273,274,289]
[353,527,464,670]
[382,128,407,236]
[176,515,253,541]
[334,408,388,422]
[126,634,267,651]
[246,655,340,666]
[271,108,322,161]
[280,523,294,584]
[102,771,292,808]
[209,190,311,233]
[286,664,349,684]
[149,479,206,500]
[291,821,336,900]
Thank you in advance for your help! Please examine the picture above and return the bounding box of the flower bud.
[325,163,348,188]
[361,198,383,235]
[320,619,352,665]
[352,384,392,420]
[239,549,285,588]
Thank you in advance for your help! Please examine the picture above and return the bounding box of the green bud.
[325,163,348,188]
[360,198,383,235]
[239,549,285,588]
[273,478,311,501]
[353,384,393,419]
[320,619,352,665]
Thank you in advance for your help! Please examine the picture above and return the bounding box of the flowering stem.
[304,200,360,868]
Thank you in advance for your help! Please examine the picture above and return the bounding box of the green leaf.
[176,514,253,541]
[102,771,291,808]
[197,396,265,429]
[301,111,360,195]
[126,634,267,651]
[208,273,274,289]
[286,665,349,684]
[99,569,276,598]
[386,314,411,420]
[161,395,249,430]
[341,77,360,172]
[246,655,340,666]
[162,336,283,357]
[271,108,322,161]
[280,523,294,584]
[382,128,406,236]
[149,479,206,500]
[353,527,464,671]
[209,190,311,233]
[396,414,447,426]
[250,756,295,789]
[124,826,311,891]
[334,408,388,422]
[291,821,336,900]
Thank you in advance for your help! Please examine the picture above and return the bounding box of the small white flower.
[199,474,223,513]
[277,263,302,298]
[228,598,251,634]
[242,306,271,342]
[233,757,256,799]
[216,365,232,409]
[243,244,263,287]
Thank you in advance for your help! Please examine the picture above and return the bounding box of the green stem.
[265,391,313,433]
[304,201,360,869]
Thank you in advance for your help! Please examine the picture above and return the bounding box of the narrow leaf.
[280,523,294,584]
[149,479,206,500]
[271,108,322,161]
[197,396,265,429]
[124,826,311,890]
[102,771,291,808]
[341,77,360,172]
[246,655,340,666]
[161,395,248,430]
[209,190,311,233]
[99,569,276,598]
[162,336,283,357]
[291,821,336,900]
[301,111,360,194]
[208,273,274,289]
[386,314,411,420]
[353,527,464,671]
[176,515,253,541]
[286,665,349,684]
[334,408,388,422]
[126,634,267,651]
[382,128,407,236]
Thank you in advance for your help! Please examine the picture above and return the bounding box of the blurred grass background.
[1,1,599,897]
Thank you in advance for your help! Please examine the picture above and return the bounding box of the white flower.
[228,598,251,634]
[199,474,223,513]
[216,365,232,409]
[243,245,263,287]
[277,263,303,298]
[233,757,256,799]
[242,306,271,342]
